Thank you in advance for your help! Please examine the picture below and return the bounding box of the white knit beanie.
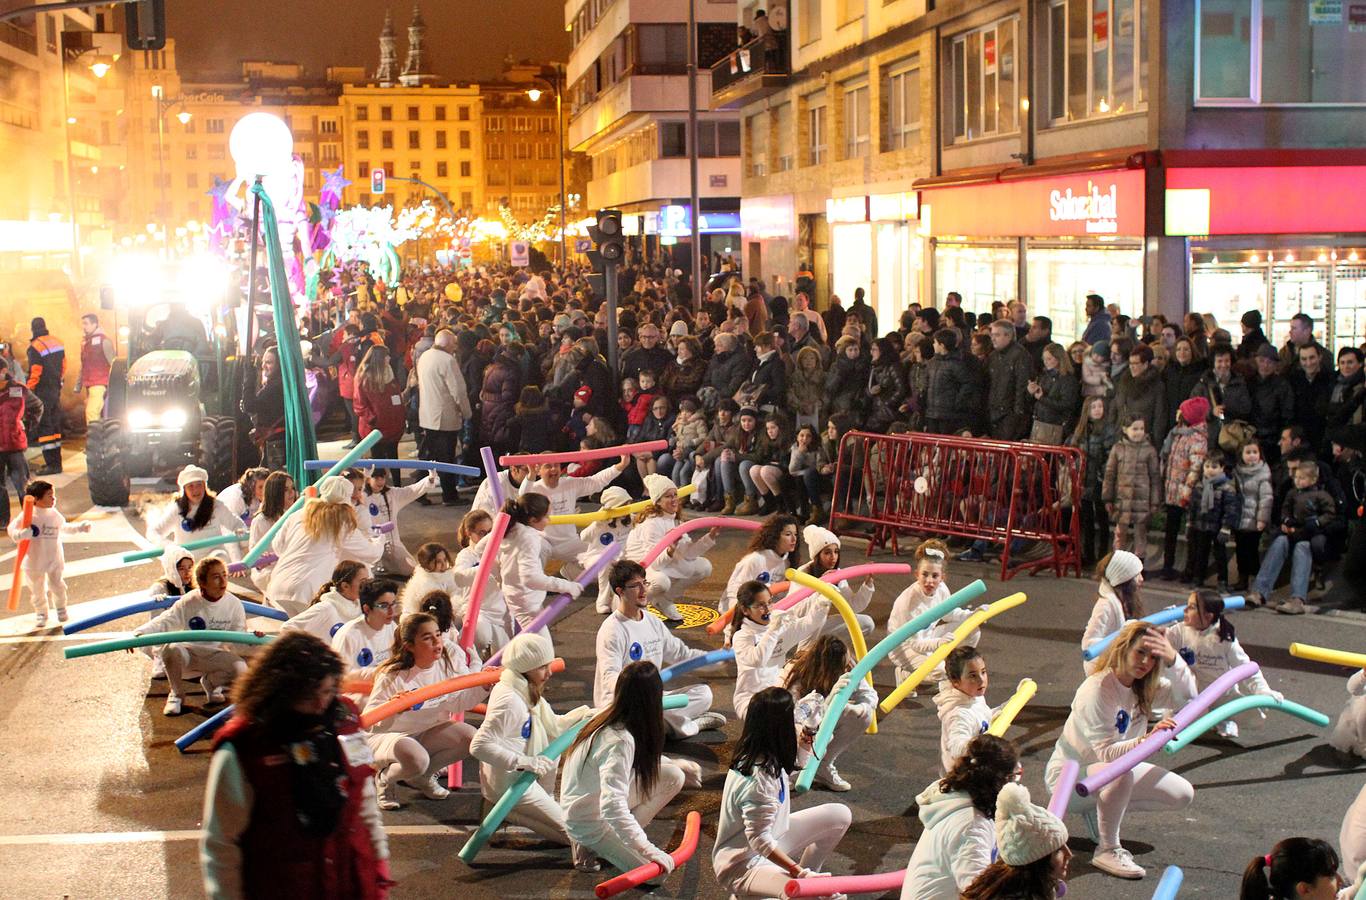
[600,486,632,511]
[177,465,209,490]
[501,632,554,674]
[994,782,1068,866]
[643,474,676,504]
[1104,550,1143,586]
[316,475,353,506]
[803,524,839,561]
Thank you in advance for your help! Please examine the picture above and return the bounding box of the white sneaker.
[654,599,683,622]
[162,695,184,717]
[414,774,450,800]
[1218,719,1240,739]
[33,612,46,629]
[208,687,228,705]
[1092,846,1145,879]
[814,765,851,792]
[56,608,69,623]
[376,771,402,810]
[692,712,727,733]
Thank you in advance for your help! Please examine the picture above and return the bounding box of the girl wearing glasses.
[330,578,399,678]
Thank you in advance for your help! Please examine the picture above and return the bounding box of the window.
[410,159,420,171]
[837,0,865,26]
[436,130,447,149]
[382,130,394,149]
[357,129,369,150]
[537,142,556,159]
[884,58,921,150]
[380,105,392,121]
[407,105,419,120]
[458,105,470,121]
[946,17,1019,143]
[799,0,822,44]
[185,145,197,160]
[208,144,225,159]
[636,23,687,69]
[487,170,506,185]
[437,161,448,177]
[358,161,369,177]
[773,103,794,171]
[487,143,504,160]
[459,130,471,149]
[806,91,827,165]
[513,142,532,159]
[1047,0,1146,122]
[186,173,198,188]
[538,117,554,132]
[1196,0,1366,104]
[356,105,369,121]
[408,130,420,150]
[183,119,195,133]
[842,80,870,159]
[320,119,339,134]
[748,112,769,176]
[435,105,447,120]
[514,170,532,186]
[488,116,504,132]
[321,144,339,161]
[205,118,225,134]
[460,161,471,177]
[512,115,531,131]
[460,191,473,208]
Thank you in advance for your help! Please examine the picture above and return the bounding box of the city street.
[1,445,1362,899]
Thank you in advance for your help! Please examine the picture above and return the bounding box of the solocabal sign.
[924,169,1144,238]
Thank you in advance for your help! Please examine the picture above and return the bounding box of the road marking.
[0,631,135,644]
[0,823,466,846]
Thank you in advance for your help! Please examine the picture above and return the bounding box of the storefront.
[826,192,924,334]
[740,194,798,297]
[919,168,1146,345]
[1166,162,1366,355]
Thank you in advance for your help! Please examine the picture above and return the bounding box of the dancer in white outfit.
[1045,621,1196,880]
[520,454,631,572]
[562,661,687,875]
[886,539,978,687]
[470,632,592,848]
[730,580,830,721]
[624,475,717,622]
[362,468,438,576]
[215,467,268,527]
[450,510,512,652]
[145,465,245,563]
[934,646,1008,776]
[248,472,296,594]
[400,542,456,615]
[7,479,89,626]
[267,476,383,617]
[795,525,874,647]
[494,493,582,630]
[471,463,529,516]
[782,633,876,792]
[711,686,852,899]
[595,559,725,743]
[1331,668,1366,759]
[720,514,800,615]
[959,783,1071,899]
[284,560,369,643]
[1165,589,1280,738]
[331,579,399,678]
[581,486,634,614]
[363,612,484,810]
[1080,550,1146,675]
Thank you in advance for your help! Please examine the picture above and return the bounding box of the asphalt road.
[1,441,1363,899]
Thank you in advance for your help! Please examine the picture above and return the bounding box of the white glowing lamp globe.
[229,112,294,179]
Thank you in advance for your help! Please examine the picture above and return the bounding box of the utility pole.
[686,0,702,310]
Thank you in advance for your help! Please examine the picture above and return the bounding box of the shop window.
[1047,0,1147,121]
[806,91,827,165]
[883,58,921,151]
[946,17,1019,143]
[842,80,870,159]
[1026,243,1143,344]
[1197,0,1366,103]
[935,243,1020,310]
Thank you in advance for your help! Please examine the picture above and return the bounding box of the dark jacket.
[1081,311,1112,347]
[478,352,523,449]
[1325,370,1366,431]
[660,356,706,402]
[1071,418,1119,502]
[864,359,907,431]
[1279,486,1337,543]
[825,353,869,419]
[1032,369,1081,430]
[704,347,751,399]
[1236,327,1270,362]
[1163,360,1207,424]
[738,351,787,409]
[1193,474,1240,533]
[1249,372,1296,447]
[621,344,672,382]
[924,348,979,429]
[986,341,1034,438]
[1113,366,1168,447]
[1190,369,1253,449]
[1288,367,1333,449]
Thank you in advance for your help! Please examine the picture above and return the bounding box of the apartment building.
[479,61,567,222]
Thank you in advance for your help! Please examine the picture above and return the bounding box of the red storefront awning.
[919,168,1146,239]
[1165,165,1366,236]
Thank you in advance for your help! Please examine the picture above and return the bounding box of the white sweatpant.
[23,564,67,615]
[819,701,874,777]
[728,803,854,898]
[159,645,247,701]
[648,557,711,608]
[665,684,715,739]
[480,765,570,844]
[543,527,588,566]
[802,613,874,653]
[572,761,686,874]
[372,721,476,783]
[1056,761,1193,850]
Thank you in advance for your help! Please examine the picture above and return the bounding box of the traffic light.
[587,209,624,262]
[125,0,166,50]
[370,167,387,196]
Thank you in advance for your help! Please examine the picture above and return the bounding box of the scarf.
[272,701,350,837]
[497,667,563,757]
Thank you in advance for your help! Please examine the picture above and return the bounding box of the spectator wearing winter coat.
[1189,344,1254,451]
[1235,309,1270,363]
[1163,339,1207,421]
[924,329,978,435]
[985,320,1035,440]
[734,332,786,413]
[1081,342,1113,399]
[416,331,472,505]
[1156,397,1210,581]
[1080,294,1112,347]
[1325,347,1366,432]
[1288,343,1333,451]
[1248,344,1296,461]
[478,347,523,457]
[1103,416,1161,560]
[1190,455,1241,589]
[571,338,618,429]
[1112,343,1169,449]
[1027,343,1080,442]
[787,346,825,430]
[825,337,868,421]
[847,287,878,337]
[621,323,673,383]
[1070,396,1118,567]
[703,333,752,409]
[0,366,39,527]
[865,337,908,432]
[662,397,709,486]
[511,386,557,454]
[353,345,407,484]
[659,336,706,402]
[1232,441,1274,591]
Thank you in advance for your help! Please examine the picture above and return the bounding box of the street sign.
[574,238,591,253]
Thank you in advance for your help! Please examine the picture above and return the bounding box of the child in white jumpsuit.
[363,611,484,810]
[580,486,634,614]
[720,514,800,615]
[731,580,829,721]
[145,465,245,563]
[796,525,875,647]
[495,493,583,630]
[267,475,383,616]
[712,686,852,899]
[934,646,1006,776]
[471,463,529,516]
[7,480,88,626]
[362,468,437,577]
[782,633,876,793]
[519,454,631,574]
[1045,621,1196,881]
[562,660,687,876]
[469,632,592,847]
[887,539,979,687]
[133,556,253,716]
[283,559,369,644]
[625,474,716,622]
[595,559,725,745]
[331,578,399,678]
[450,510,512,653]
[215,467,267,527]
[401,542,456,614]
[1081,550,1146,676]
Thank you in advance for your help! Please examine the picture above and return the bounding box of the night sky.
[166,0,571,81]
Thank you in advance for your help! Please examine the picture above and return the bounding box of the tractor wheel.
[200,416,238,491]
[86,418,129,507]
[103,359,127,421]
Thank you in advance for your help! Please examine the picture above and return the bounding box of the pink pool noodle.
[500,440,667,467]
[1048,760,1079,817]
[1075,661,1260,797]
[638,517,762,568]
[784,869,906,897]
[708,562,910,635]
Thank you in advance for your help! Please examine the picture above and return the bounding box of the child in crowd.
[579,486,633,613]
[1081,550,1145,675]
[633,395,674,478]
[621,377,652,442]
[512,386,556,454]
[697,399,740,512]
[563,386,593,448]
[888,539,977,688]
[1232,441,1274,592]
[661,397,707,488]
[1166,589,1281,738]
[1070,395,1119,568]
[1103,416,1160,562]
[788,425,834,526]
[400,542,456,614]
[717,407,759,516]
[1157,397,1209,581]
[1247,459,1338,615]
[1082,341,1113,398]
[7,479,89,627]
[1190,454,1239,591]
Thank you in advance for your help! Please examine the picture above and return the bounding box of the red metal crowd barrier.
[828,430,1084,581]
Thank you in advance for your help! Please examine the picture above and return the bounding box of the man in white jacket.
[133,556,254,716]
[520,453,631,575]
[415,330,471,505]
[595,560,725,741]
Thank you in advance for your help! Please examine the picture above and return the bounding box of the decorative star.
[321,166,351,198]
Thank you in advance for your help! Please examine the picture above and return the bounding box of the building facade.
[480,61,571,224]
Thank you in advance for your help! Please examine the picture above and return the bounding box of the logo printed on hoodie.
[629,642,643,661]
[600,532,614,545]
[758,571,770,583]
[357,647,373,667]
[1115,710,1131,734]
[330,622,344,638]
[521,717,532,740]
[188,616,207,630]
[1179,647,1196,666]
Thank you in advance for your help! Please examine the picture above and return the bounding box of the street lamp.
[526,64,567,266]
[151,84,193,256]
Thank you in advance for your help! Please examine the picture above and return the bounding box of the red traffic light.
[370,168,387,195]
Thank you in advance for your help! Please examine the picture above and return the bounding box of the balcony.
[710,31,789,110]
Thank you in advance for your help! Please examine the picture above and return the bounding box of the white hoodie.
[934,684,998,775]
[330,616,394,678]
[712,765,790,892]
[363,474,437,570]
[363,654,485,737]
[902,780,994,900]
[495,524,579,629]
[886,582,978,681]
[732,597,829,720]
[133,589,248,651]
[721,549,789,614]
[560,725,666,863]
[520,466,623,554]
[266,513,383,617]
[283,589,358,643]
[452,541,510,632]
[8,506,85,572]
[1164,621,1277,697]
[1080,583,1126,676]
[145,497,244,563]
[400,563,457,615]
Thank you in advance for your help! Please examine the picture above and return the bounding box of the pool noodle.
[594,810,702,898]
[638,517,761,568]
[500,440,667,467]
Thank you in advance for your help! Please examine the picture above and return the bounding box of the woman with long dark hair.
[711,686,852,898]
[248,471,297,592]
[960,782,1070,900]
[561,661,684,875]
[720,513,800,614]
[1239,838,1342,899]
[495,493,583,630]
[145,465,244,563]
[782,634,875,793]
[285,560,370,643]
[201,632,392,898]
[731,580,829,720]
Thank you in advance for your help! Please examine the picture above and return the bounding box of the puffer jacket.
[787,347,826,420]
[1071,418,1118,503]
[825,353,868,419]
[1234,460,1274,531]
[704,347,752,399]
[700,420,740,467]
[924,349,980,427]
[864,360,907,431]
[1193,474,1240,532]
[1249,372,1296,447]
[1160,420,1208,508]
[478,352,522,449]
[1113,366,1169,448]
[1102,436,1160,524]
[1032,369,1081,429]
[671,414,709,456]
